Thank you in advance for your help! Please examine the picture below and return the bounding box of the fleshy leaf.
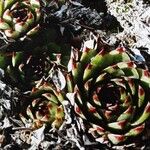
[108,134,126,145]
[132,102,150,126]
[125,123,145,137]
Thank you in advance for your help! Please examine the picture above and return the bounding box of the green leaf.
[12,51,23,67]
[4,29,20,38]
[125,123,145,137]
[72,61,82,83]
[108,120,128,130]
[107,134,126,145]
[26,24,40,36]
[66,74,74,93]
[26,105,34,120]
[127,78,136,95]
[0,19,11,30]
[42,93,59,104]
[131,102,150,126]
[117,106,134,121]
[138,85,145,107]
[80,47,96,65]
[0,0,4,17]
[138,69,150,88]
[4,0,17,10]
[104,65,125,77]
[3,9,12,23]
[30,0,40,8]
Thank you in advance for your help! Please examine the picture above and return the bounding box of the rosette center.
[12,9,28,20]
[96,84,120,108]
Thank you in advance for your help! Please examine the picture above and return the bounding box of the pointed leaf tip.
[108,134,126,145]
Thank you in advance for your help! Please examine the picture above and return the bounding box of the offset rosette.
[0,0,41,41]
[68,44,150,144]
[0,51,50,90]
[20,78,65,129]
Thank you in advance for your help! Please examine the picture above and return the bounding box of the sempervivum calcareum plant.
[0,50,52,90]
[0,0,41,42]
[20,74,66,129]
[67,35,150,145]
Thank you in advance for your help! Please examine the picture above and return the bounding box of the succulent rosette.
[68,39,150,145]
[0,50,51,90]
[0,0,41,41]
[20,77,65,129]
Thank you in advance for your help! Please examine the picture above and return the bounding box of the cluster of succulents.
[0,0,149,148]
[0,0,67,133]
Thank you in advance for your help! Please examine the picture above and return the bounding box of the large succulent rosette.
[20,77,65,129]
[0,0,41,41]
[68,42,150,144]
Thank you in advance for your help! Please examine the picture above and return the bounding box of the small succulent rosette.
[0,51,51,90]
[0,0,41,41]
[20,77,65,129]
[68,37,150,145]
